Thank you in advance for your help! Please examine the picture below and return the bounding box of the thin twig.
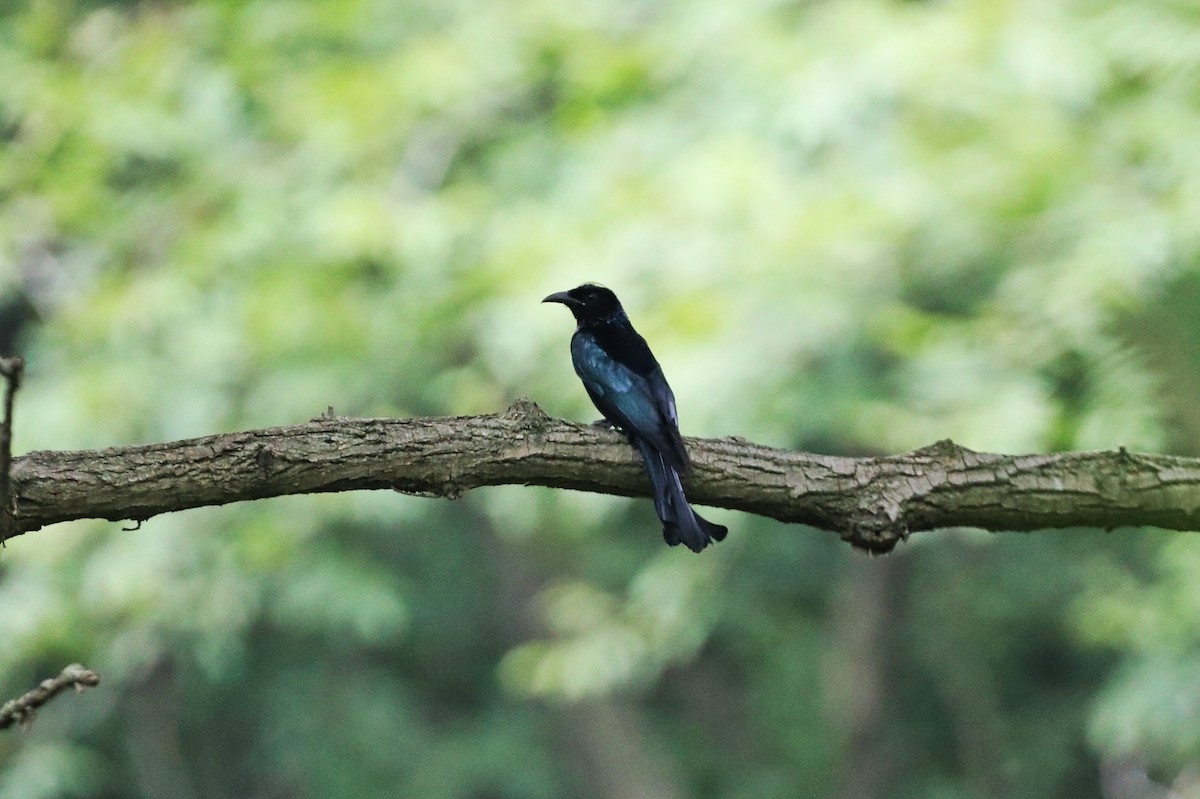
[0,663,101,730]
[0,356,23,546]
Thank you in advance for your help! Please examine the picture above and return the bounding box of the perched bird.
[543,283,727,552]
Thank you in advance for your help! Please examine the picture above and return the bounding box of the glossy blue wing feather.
[571,333,662,431]
[571,331,690,470]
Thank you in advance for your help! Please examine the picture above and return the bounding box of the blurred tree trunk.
[828,554,907,799]
[125,657,201,799]
[488,523,687,799]
[558,702,687,799]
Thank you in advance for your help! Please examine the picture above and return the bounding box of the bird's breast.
[571,332,636,394]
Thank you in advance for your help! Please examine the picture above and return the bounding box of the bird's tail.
[635,439,727,553]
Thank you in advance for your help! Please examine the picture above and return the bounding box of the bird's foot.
[590,418,620,431]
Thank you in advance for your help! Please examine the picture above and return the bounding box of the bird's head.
[542,283,625,324]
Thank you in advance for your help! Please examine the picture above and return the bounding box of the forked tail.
[634,438,727,553]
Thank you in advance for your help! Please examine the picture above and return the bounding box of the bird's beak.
[542,291,577,306]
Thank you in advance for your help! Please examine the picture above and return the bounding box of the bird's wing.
[644,365,690,469]
[571,332,690,470]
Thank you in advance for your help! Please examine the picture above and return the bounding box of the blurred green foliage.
[2,0,1200,796]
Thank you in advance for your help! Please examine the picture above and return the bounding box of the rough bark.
[8,398,1200,552]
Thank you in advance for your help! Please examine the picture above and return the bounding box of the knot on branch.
[503,397,551,431]
[837,501,908,554]
[908,438,975,460]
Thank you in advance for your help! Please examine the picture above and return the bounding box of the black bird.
[543,283,727,552]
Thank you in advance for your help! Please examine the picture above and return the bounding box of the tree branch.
[9,398,1200,552]
[0,663,101,730]
[0,356,24,545]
